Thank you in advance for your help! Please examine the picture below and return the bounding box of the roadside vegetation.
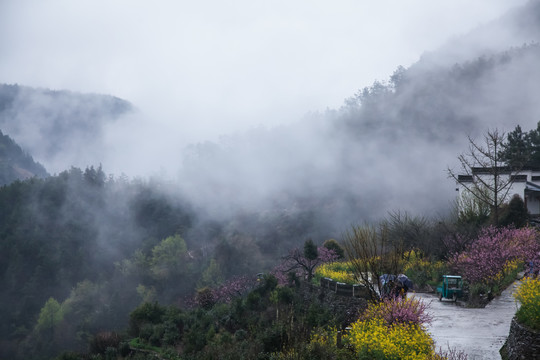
[514,276,540,331]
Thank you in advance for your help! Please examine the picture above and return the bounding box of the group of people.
[379,274,413,298]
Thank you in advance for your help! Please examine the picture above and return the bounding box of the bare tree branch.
[448,128,525,225]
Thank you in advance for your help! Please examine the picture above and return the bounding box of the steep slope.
[0,84,133,172]
[0,129,48,185]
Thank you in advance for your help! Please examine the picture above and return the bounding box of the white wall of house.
[456,169,540,217]
[528,193,540,215]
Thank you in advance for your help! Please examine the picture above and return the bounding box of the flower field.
[344,317,435,360]
[309,297,451,359]
[514,276,540,330]
[315,261,358,284]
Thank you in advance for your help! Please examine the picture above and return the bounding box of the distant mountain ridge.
[0,129,48,185]
[0,83,133,172]
[417,0,540,69]
[179,23,540,225]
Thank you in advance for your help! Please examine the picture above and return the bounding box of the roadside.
[412,281,520,360]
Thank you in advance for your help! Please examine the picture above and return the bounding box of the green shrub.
[261,325,285,353]
[234,329,247,341]
[104,347,117,360]
[246,291,262,310]
[54,352,82,360]
[89,331,121,354]
[196,287,216,310]
[149,323,165,346]
[129,302,166,336]
[402,254,446,288]
[276,286,295,304]
[139,323,154,342]
[162,320,181,345]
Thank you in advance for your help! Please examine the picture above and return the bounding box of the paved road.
[412,282,520,360]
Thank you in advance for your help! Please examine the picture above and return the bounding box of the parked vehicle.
[436,275,463,302]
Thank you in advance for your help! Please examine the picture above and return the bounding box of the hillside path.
[412,282,520,360]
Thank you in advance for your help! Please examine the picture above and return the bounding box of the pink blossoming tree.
[449,226,540,286]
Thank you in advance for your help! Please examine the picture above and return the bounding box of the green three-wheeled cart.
[436,275,463,302]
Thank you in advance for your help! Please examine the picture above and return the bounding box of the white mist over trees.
[1,2,540,358]
[2,2,540,227]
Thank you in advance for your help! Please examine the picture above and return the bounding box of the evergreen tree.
[303,238,318,261]
[525,121,540,168]
[499,194,529,228]
[501,125,531,169]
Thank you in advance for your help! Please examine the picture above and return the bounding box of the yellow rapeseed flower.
[514,276,540,330]
[343,317,435,359]
[315,261,357,284]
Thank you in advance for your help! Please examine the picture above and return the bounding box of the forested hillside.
[0,166,329,359]
[2,1,540,359]
[180,42,540,229]
[0,168,189,357]
[0,129,48,185]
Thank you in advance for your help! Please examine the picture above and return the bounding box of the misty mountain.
[0,83,133,172]
[3,2,540,358]
[419,0,540,69]
[0,129,48,185]
[178,1,540,228]
[179,44,540,228]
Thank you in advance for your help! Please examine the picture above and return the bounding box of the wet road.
[412,282,520,360]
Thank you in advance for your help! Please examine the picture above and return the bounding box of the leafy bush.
[261,325,286,353]
[129,302,183,350]
[360,296,432,327]
[315,261,357,284]
[129,302,166,336]
[305,303,333,328]
[403,253,446,288]
[344,317,435,360]
[195,287,216,310]
[246,291,262,310]
[514,276,540,330]
[323,239,345,259]
[89,331,121,354]
[162,320,182,345]
[139,323,154,342]
[149,323,166,346]
[274,286,295,304]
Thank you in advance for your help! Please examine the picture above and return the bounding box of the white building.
[457,167,540,217]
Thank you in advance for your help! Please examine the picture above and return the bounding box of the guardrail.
[320,277,369,298]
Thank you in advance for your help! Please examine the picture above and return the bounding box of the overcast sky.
[0,0,528,147]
